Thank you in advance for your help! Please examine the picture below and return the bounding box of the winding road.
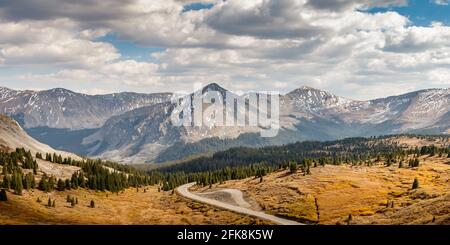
[176,182,302,225]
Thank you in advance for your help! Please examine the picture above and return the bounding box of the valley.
[0,98,449,225]
[1,84,449,164]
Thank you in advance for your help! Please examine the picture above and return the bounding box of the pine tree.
[347,214,352,225]
[0,189,7,201]
[2,175,11,189]
[412,178,419,189]
[48,198,52,207]
[289,161,298,173]
[12,171,23,195]
[57,179,65,191]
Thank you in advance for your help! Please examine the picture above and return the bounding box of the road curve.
[176,182,302,225]
[200,189,253,209]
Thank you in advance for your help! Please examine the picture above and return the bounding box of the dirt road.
[176,182,302,225]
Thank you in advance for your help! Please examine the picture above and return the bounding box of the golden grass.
[216,155,450,224]
[0,185,271,225]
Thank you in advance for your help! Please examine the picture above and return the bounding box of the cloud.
[305,0,408,11]
[205,0,326,39]
[432,0,450,5]
[0,0,449,100]
[0,19,119,67]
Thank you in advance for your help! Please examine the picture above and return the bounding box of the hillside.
[0,114,80,160]
[79,84,450,164]
[0,186,269,225]
[0,87,171,129]
[192,154,450,225]
[1,84,449,164]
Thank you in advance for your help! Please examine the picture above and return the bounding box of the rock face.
[80,84,450,163]
[0,87,171,129]
[1,84,449,163]
[0,114,80,160]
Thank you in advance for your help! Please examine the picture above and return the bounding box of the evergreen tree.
[2,175,11,189]
[289,161,298,173]
[47,198,52,207]
[57,179,65,191]
[12,171,23,195]
[412,178,419,189]
[347,214,352,225]
[64,179,71,190]
[0,189,7,201]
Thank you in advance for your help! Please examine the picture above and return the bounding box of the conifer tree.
[289,161,298,173]
[12,171,23,195]
[48,197,52,207]
[57,179,65,191]
[347,214,352,225]
[2,175,11,189]
[0,189,7,201]
[412,178,419,189]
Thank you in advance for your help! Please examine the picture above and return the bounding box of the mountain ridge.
[1,83,449,164]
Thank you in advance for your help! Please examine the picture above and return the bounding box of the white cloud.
[0,0,449,99]
[432,0,450,5]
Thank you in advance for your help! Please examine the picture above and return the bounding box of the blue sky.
[97,34,164,62]
[367,0,450,26]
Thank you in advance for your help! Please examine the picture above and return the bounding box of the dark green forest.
[1,135,449,196]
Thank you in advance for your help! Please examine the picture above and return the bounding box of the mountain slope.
[1,84,448,164]
[80,84,449,163]
[0,87,172,129]
[0,114,80,160]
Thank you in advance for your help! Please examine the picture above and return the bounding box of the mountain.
[0,113,80,159]
[0,87,172,129]
[81,83,262,163]
[1,84,448,164]
[78,84,450,163]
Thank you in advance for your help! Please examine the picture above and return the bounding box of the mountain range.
[0,84,449,164]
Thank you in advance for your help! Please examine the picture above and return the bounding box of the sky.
[0,0,449,100]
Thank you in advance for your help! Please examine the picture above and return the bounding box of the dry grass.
[0,186,271,225]
[381,135,450,148]
[215,155,450,224]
